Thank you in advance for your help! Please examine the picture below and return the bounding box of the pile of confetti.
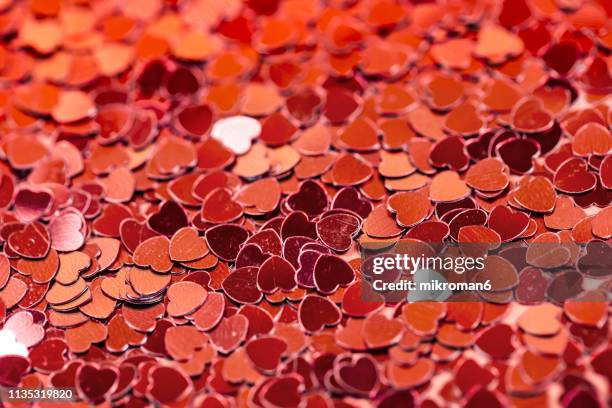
[0,0,610,406]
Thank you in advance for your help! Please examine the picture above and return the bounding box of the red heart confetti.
[299,295,341,333]
[554,157,598,194]
[76,363,118,403]
[256,255,297,294]
[0,2,608,406]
